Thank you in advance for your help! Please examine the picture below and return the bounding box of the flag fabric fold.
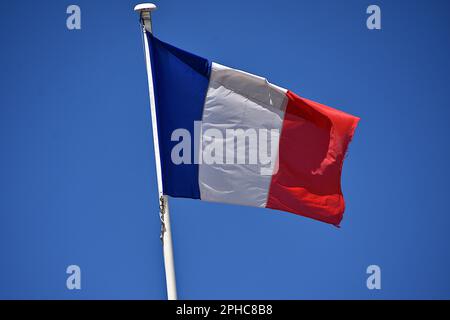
[147,33,359,226]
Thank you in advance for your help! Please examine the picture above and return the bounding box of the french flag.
[148,34,360,226]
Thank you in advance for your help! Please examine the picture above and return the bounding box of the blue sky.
[0,0,450,299]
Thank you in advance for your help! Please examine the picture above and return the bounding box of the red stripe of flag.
[267,91,360,226]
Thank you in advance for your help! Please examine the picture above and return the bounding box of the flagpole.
[134,3,178,301]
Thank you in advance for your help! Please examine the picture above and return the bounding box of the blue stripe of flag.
[147,34,210,199]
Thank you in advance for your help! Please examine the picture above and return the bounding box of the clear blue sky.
[1,0,449,299]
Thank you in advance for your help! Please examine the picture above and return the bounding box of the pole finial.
[134,3,157,13]
[134,3,157,33]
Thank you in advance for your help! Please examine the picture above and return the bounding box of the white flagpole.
[134,3,178,300]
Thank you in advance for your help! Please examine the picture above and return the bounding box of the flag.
[147,34,359,226]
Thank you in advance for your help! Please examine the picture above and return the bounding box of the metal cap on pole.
[134,3,178,301]
[134,3,157,33]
